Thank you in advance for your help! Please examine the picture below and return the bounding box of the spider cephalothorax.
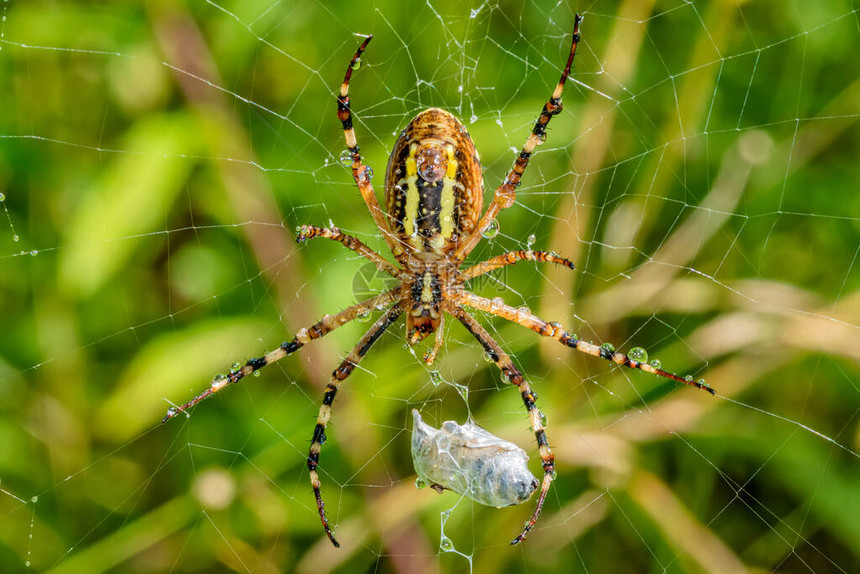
[164,14,714,548]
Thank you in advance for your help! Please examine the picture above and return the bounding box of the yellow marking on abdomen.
[402,143,420,239]
[439,145,458,239]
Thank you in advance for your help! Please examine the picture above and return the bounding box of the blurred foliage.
[0,0,859,573]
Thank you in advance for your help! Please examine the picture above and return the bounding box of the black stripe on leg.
[312,423,327,445]
[322,384,337,406]
[357,308,402,357]
[282,340,301,354]
[247,357,267,370]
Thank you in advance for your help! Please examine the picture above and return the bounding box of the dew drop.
[649,358,662,370]
[469,114,478,124]
[685,375,694,383]
[253,370,261,377]
[29,250,38,256]
[416,146,447,183]
[30,496,38,503]
[538,410,548,427]
[0,192,5,201]
[363,165,374,181]
[516,305,530,320]
[600,342,615,353]
[25,561,30,567]
[12,234,19,242]
[415,478,427,489]
[526,234,536,248]
[697,378,708,388]
[231,362,241,371]
[482,220,500,239]
[490,297,504,310]
[429,370,444,386]
[629,347,648,363]
[166,406,178,418]
[482,352,494,363]
[338,149,353,167]
[440,537,454,551]
[357,310,372,322]
[351,57,362,71]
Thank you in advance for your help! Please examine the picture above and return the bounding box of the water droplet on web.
[339,149,353,167]
[629,347,648,363]
[25,561,30,567]
[363,166,374,181]
[351,57,362,71]
[429,370,444,386]
[469,114,478,124]
[457,84,463,93]
[415,478,427,489]
[482,352,493,363]
[698,378,708,388]
[30,496,38,503]
[231,362,241,371]
[12,234,19,242]
[539,410,548,427]
[29,250,38,256]
[357,310,372,322]
[526,234,536,248]
[417,147,447,183]
[253,370,261,377]
[482,220,500,238]
[649,358,662,370]
[0,193,5,201]
[685,375,694,383]
[600,342,615,353]
[440,536,454,551]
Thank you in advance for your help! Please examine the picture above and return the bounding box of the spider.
[163,14,714,547]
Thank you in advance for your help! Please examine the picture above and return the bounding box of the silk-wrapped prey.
[411,409,539,507]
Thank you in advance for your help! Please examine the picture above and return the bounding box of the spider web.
[1,0,859,572]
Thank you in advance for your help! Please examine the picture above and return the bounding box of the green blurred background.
[1,0,859,572]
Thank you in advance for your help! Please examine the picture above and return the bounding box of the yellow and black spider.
[163,14,713,547]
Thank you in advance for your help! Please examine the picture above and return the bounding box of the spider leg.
[458,250,575,283]
[307,301,405,547]
[297,225,400,277]
[161,287,403,423]
[454,14,583,263]
[422,314,445,365]
[454,291,715,394]
[337,36,406,260]
[446,303,555,545]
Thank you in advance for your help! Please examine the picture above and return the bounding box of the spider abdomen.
[385,108,483,257]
